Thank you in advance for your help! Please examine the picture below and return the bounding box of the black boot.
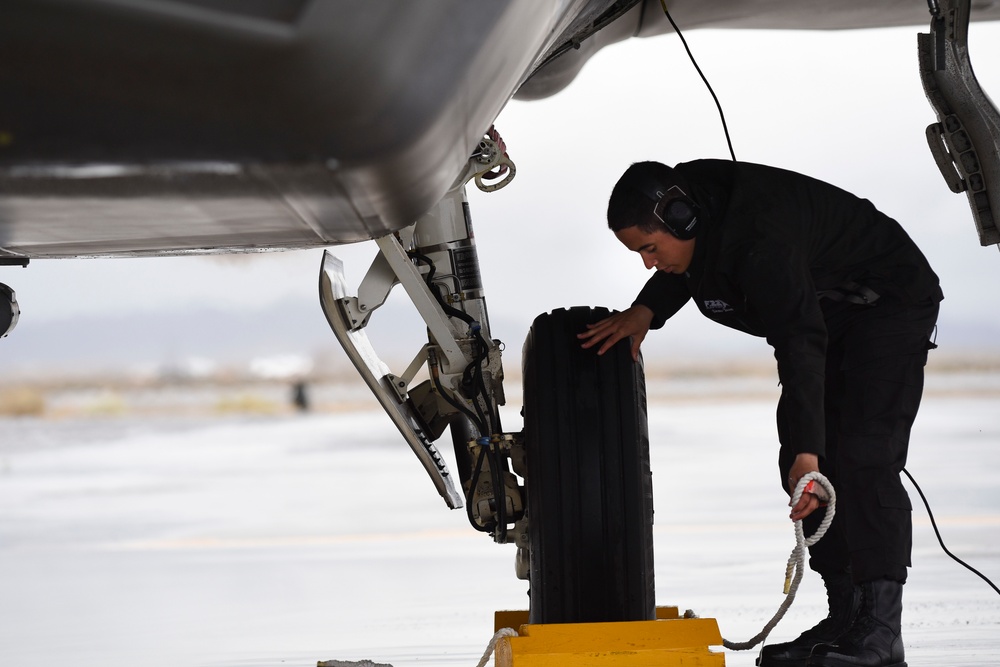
[807,579,906,667]
[757,573,860,667]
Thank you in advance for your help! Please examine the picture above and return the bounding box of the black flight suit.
[633,159,942,583]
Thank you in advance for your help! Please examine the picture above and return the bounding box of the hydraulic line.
[412,252,501,433]
[413,250,508,540]
[465,445,494,534]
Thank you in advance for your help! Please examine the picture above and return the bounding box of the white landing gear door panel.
[319,251,464,509]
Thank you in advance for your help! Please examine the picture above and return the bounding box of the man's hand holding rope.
[788,452,826,522]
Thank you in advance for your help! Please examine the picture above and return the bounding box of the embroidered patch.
[703,299,734,313]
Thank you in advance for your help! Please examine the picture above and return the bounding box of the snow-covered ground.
[1,385,998,667]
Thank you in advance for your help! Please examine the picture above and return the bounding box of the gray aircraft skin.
[1,0,997,259]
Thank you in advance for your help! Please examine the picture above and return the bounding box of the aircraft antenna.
[657,0,737,162]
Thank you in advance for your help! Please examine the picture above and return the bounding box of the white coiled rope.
[722,471,836,651]
[464,473,836,667]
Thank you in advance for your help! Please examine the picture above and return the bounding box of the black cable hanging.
[902,467,1000,596]
[657,0,737,162]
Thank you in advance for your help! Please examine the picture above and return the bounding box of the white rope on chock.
[722,471,836,651]
[324,473,833,667]
[475,627,518,667]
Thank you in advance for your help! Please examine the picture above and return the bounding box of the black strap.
[817,281,880,306]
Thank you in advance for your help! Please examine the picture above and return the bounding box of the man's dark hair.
[607,160,687,233]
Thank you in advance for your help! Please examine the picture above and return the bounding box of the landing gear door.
[319,252,464,509]
[919,0,1000,246]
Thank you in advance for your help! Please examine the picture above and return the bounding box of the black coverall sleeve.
[737,241,828,458]
[632,271,691,329]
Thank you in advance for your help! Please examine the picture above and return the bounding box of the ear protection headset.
[632,173,700,240]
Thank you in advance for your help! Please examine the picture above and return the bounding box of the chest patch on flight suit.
[703,299,734,314]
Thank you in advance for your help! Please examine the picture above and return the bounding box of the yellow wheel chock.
[492,607,725,666]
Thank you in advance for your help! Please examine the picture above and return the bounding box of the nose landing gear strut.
[318,128,522,543]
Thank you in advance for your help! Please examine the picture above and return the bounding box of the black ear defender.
[632,173,700,240]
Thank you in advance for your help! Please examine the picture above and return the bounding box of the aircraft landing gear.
[0,257,27,339]
[319,129,658,629]
[1,282,18,338]
[319,128,523,545]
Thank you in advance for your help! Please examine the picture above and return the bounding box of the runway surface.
[2,386,998,666]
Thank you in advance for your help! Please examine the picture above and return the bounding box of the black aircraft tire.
[522,306,655,624]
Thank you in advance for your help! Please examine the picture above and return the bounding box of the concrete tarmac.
[1,390,998,666]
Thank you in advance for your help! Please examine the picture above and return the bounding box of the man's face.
[615,225,696,274]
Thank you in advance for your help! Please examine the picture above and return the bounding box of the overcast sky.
[3,21,1000,374]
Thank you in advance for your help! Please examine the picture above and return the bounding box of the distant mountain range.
[4,294,1000,381]
[1,295,523,380]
